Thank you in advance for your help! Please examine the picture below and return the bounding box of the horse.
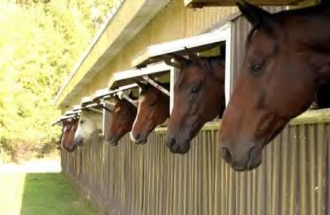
[165,48,226,154]
[312,81,330,109]
[60,117,79,152]
[105,94,137,146]
[74,109,103,146]
[130,81,170,144]
[220,0,330,171]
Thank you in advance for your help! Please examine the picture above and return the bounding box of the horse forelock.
[246,25,259,48]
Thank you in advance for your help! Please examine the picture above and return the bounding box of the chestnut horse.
[130,81,170,144]
[60,117,79,152]
[165,49,226,154]
[106,94,137,146]
[220,0,330,171]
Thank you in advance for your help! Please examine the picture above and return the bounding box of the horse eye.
[190,85,200,94]
[80,120,84,124]
[124,111,128,116]
[149,100,156,107]
[250,63,263,75]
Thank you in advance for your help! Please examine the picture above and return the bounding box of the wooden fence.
[62,114,330,215]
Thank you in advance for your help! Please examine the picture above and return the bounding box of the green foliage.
[0,0,115,161]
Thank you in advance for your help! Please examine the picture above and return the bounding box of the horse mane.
[245,3,330,49]
[198,55,226,72]
[275,3,328,17]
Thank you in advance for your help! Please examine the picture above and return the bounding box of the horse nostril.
[248,146,257,162]
[221,147,232,162]
[166,137,176,148]
[135,133,141,140]
[170,137,176,147]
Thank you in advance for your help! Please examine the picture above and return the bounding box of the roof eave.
[53,0,171,109]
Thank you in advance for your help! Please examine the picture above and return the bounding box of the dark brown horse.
[165,49,226,154]
[60,118,79,152]
[106,94,137,146]
[130,81,170,144]
[220,0,330,171]
[312,81,330,109]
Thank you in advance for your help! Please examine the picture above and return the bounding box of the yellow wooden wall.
[66,0,237,108]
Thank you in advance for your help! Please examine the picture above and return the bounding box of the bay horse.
[220,0,330,171]
[312,81,330,109]
[165,49,226,154]
[60,117,79,152]
[106,94,137,146]
[130,81,170,144]
[74,109,103,146]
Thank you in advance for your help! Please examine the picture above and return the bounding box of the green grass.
[0,172,97,215]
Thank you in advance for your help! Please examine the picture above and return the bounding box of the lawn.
[0,160,97,215]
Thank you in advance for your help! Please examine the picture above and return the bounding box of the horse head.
[220,0,330,171]
[60,117,79,152]
[165,48,226,154]
[74,109,102,146]
[106,93,137,146]
[130,81,170,144]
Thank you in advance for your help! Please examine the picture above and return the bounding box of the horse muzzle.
[106,135,119,146]
[63,145,76,152]
[74,136,84,147]
[130,132,147,145]
[220,142,262,171]
[165,135,191,154]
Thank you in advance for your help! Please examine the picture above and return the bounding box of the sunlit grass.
[0,173,26,215]
[0,161,96,215]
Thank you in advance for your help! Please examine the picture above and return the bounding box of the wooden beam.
[184,0,311,8]
[81,96,94,106]
[108,62,171,89]
[155,108,330,132]
[142,75,170,96]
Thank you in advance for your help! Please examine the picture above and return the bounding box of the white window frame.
[93,62,173,136]
[131,22,232,112]
[59,22,233,131]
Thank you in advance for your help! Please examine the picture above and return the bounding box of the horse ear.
[135,81,147,90]
[167,53,190,67]
[184,47,213,72]
[113,95,121,102]
[184,47,204,67]
[236,0,273,29]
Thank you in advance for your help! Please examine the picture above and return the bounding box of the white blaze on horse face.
[114,106,121,113]
[130,95,145,142]
[129,131,136,142]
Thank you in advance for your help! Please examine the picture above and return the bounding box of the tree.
[0,0,117,161]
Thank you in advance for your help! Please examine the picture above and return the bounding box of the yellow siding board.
[60,0,238,110]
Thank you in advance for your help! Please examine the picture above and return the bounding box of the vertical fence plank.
[61,122,329,215]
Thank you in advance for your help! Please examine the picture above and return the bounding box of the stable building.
[54,0,329,214]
